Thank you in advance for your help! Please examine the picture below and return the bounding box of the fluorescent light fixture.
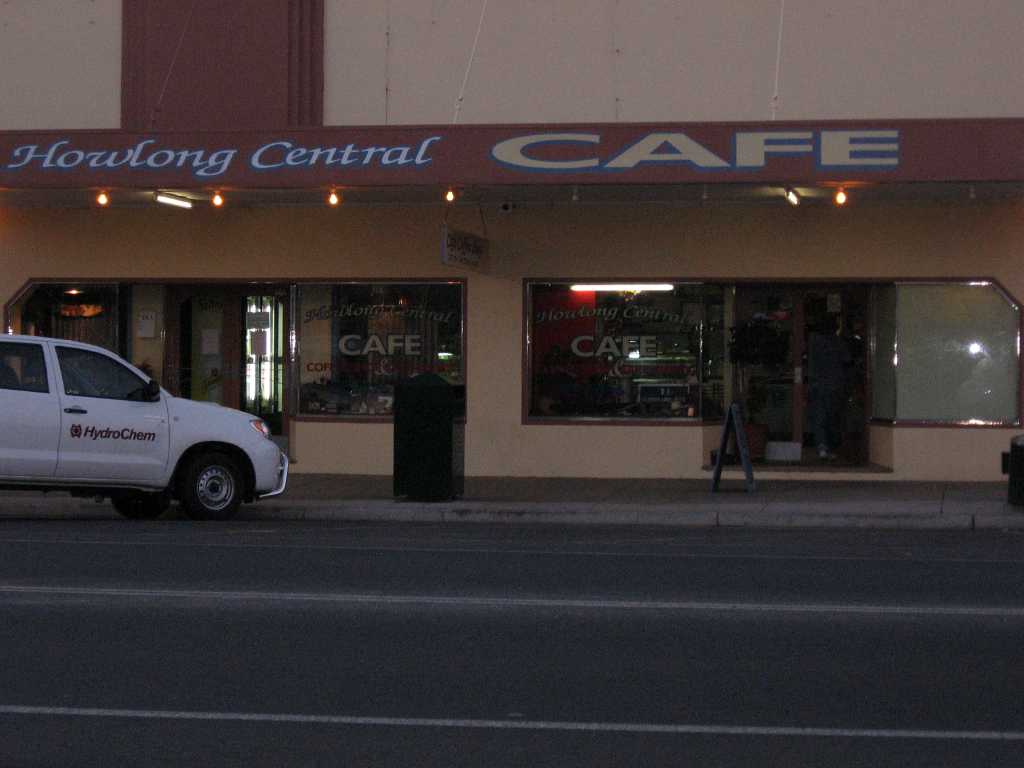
[155,192,193,209]
[64,288,83,296]
[570,283,674,293]
[784,188,800,206]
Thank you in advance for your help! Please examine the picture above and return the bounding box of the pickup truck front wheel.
[111,491,170,520]
[180,452,243,521]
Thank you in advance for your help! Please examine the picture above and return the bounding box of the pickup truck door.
[0,340,60,478]
[53,344,170,486]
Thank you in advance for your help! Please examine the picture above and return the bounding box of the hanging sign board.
[441,224,487,269]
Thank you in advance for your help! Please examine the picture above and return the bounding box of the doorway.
[733,284,869,464]
[164,284,290,444]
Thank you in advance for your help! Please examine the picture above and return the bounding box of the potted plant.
[728,316,789,459]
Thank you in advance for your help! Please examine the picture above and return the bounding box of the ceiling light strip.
[155,192,193,209]
[570,283,674,293]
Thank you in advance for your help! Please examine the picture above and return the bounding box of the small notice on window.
[201,329,220,356]
[137,310,157,339]
[247,311,271,330]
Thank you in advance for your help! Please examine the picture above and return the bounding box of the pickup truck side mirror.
[144,379,161,402]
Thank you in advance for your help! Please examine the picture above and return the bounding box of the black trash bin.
[393,373,465,501]
[1007,435,1024,506]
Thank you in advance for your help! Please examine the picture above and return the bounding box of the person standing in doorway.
[808,314,852,460]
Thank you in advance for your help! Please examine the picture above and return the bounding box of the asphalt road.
[0,520,1022,766]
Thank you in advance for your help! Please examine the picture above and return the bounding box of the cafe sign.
[0,119,1021,188]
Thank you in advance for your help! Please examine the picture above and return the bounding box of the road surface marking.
[0,536,1021,566]
[0,705,1021,741]
[0,584,1022,617]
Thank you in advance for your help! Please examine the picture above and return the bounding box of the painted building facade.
[2,1,1024,481]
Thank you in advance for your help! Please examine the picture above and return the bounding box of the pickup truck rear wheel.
[112,491,170,520]
[180,452,243,521]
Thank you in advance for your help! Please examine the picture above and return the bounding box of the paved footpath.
[2,476,1023,530]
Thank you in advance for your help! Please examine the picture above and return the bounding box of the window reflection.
[873,283,1019,423]
[297,282,464,417]
[15,283,119,352]
[527,283,725,420]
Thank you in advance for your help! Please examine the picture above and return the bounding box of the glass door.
[733,284,868,464]
[800,286,869,464]
[180,292,227,405]
[243,295,286,438]
[732,286,797,458]
[165,284,242,409]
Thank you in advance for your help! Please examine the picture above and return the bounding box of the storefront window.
[527,282,725,420]
[13,283,121,352]
[297,282,464,417]
[873,282,1019,423]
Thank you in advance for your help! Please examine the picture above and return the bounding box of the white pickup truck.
[0,335,288,520]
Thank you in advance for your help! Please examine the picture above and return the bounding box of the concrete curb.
[241,499,1014,530]
[719,510,974,530]
[972,512,1024,530]
[0,496,1021,530]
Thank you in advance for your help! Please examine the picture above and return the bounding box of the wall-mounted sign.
[441,225,488,268]
[0,120,1021,189]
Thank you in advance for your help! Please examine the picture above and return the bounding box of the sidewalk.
[2,475,1023,530]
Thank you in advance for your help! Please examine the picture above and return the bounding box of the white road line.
[0,705,1021,741]
[0,584,1022,617]
[0,536,1021,566]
